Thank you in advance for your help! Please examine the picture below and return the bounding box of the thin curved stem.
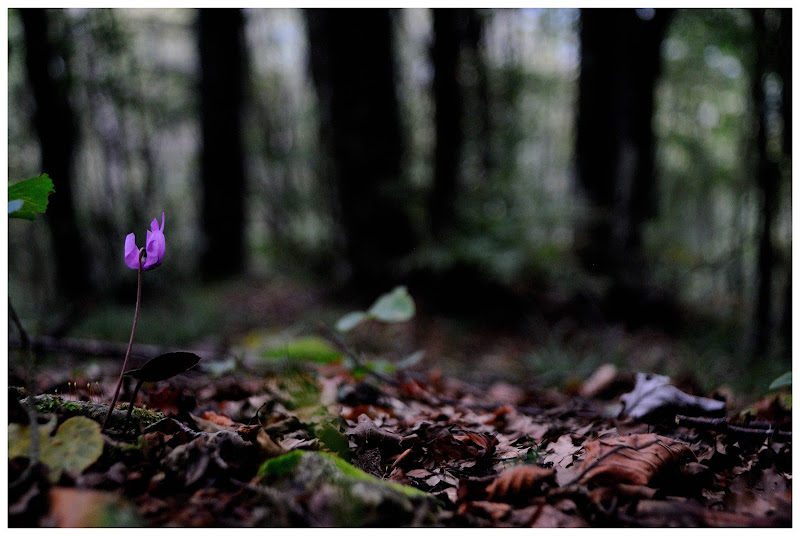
[102,247,145,432]
[9,298,38,487]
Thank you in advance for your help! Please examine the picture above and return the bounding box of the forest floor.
[7,277,793,527]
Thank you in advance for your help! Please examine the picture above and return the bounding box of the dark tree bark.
[777,9,791,357]
[198,8,247,281]
[19,9,92,300]
[306,9,415,291]
[751,8,790,358]
[575,8,673,323]
[429,8,470,240]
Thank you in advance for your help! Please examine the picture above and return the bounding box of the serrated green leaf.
[261,336,343,364]
[768,371,792,390]
[367,286,415,323]
[336,311,367,332]
[8,174,55,220]
[124,351,201,383]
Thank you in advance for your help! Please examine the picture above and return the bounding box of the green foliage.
[317,423,351,461]
[368,286,416,322]
[261,336,342,364]
[336,311,367,333]
[336,286,416,332]
[768,371,791,391]
[124,351,201,383]
[9,416,104,482]
[8,173,54,221]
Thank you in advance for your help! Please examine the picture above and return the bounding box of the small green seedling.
[336,286,416,332]
[121,351,201,430]
[768,371,791,391]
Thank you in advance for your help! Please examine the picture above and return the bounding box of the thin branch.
[675,414,791,443]
[317,322,396,385]
[8,299,39,488]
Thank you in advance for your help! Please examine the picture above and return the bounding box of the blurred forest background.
[7,8,792,396]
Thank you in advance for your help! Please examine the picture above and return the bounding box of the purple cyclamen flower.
[125,212,165,271]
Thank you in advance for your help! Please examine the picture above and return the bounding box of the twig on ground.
[675,414,791,443]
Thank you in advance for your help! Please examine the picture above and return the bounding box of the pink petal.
[124,234,140,269]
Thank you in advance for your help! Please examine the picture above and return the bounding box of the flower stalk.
[101,247,145,432]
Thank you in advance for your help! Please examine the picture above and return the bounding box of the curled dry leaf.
[430,431,498,462]
[456,500,512,522]
[619,373,725,420]
[577,433,697,487]
[485,465,556,501]
[201,411,237,428]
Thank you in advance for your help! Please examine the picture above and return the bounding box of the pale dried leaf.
[619,373,725,419]
[579,364,618,398]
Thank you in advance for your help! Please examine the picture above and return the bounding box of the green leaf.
[768,371,792,390]
[8,173,55,220]
[124,351,201,383]
[261,336,343,364]
[44,416,104,480]
[9,416,104,483]
[9,415,57,459]
[317,423,351,461]
[336,311,367,332]
[366,286,415,323]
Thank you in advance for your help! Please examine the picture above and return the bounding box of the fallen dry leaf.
[579,363,618,398]
[576,433,696,487]
[619,373,725,420]
[201,411,237,428]
[529,504,590,528]
[429,431,498,463]
[485,465,556,502]
[457,500,512,522]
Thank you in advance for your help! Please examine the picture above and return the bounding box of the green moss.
[321,452,428,498]
[258,450,428,499]
[257,450,304,477]
[34,395,83,414]
[123,404,165,427]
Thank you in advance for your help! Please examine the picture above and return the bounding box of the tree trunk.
[575,8,672,322]
[429,8,471,241]
[777,9,791,358]
[198,8,247,281]
[20,8,92,300]
[751,8,790,358]
[306,8,415,292]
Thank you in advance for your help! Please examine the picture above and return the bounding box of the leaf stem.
[102,247,145,432]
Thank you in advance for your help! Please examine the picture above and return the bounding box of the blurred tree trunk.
[198,8,247,280]
[429,8,470,241]
[751,8,791,359]
[575,8,672,320]
[777,9,791,358]
[20,9,92,301]
[306,9,415,292]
